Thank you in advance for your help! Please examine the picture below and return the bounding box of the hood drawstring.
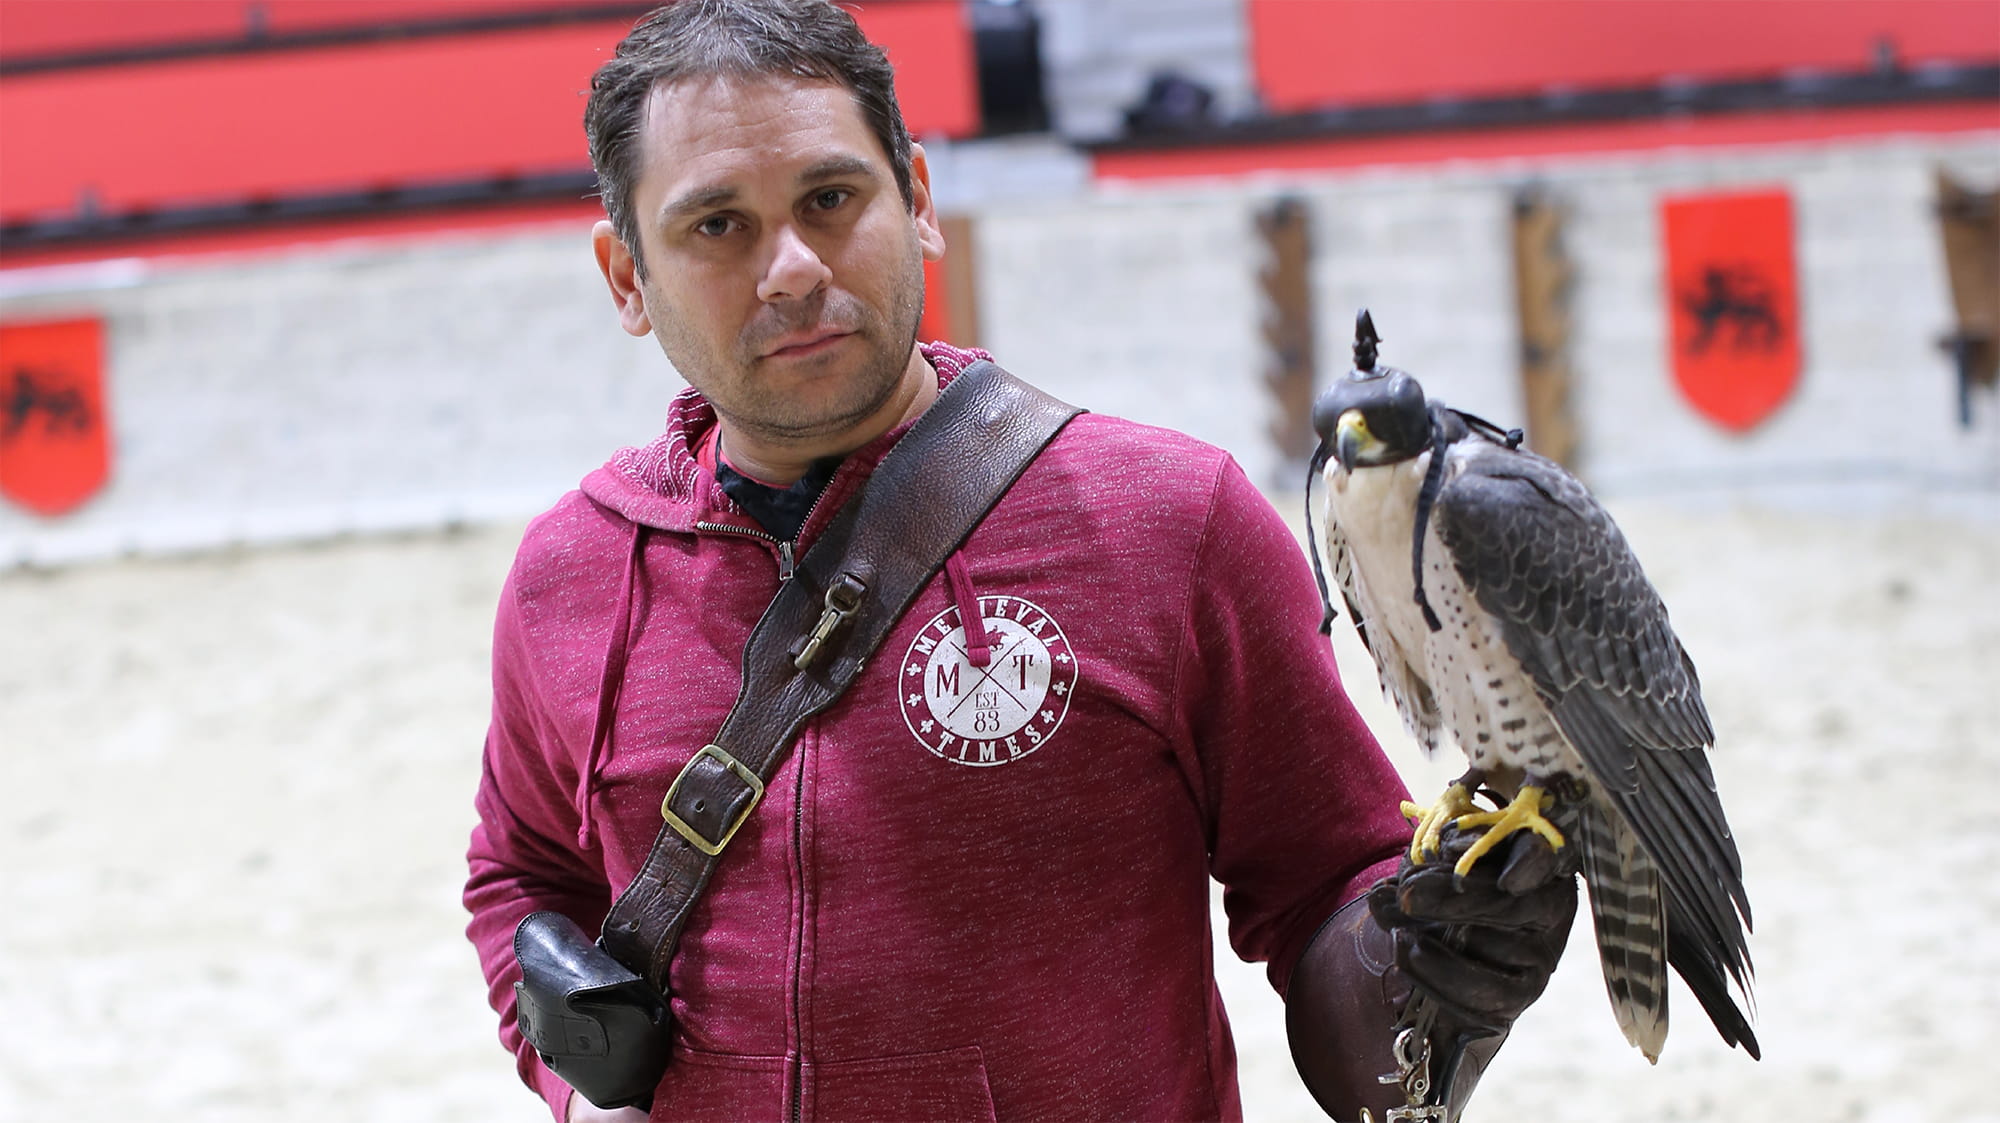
[1305,438,1338,635]
[943,550,992,667]
[578,521,648,850]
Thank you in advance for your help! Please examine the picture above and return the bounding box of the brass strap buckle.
[660,744,765,856]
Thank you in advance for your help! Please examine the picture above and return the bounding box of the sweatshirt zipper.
[705,479,840,1121]
[697,515,807,1118]
[789,734,808,1123]
[695,520,796,581]
[783,476,839,1123]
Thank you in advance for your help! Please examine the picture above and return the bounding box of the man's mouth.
[762,330,854,360]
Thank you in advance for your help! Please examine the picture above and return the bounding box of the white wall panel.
[0,225,677,564]
[6,132,1996,565]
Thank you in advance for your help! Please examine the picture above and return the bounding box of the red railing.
[2,1,977,233]
[1249,0,1998,112]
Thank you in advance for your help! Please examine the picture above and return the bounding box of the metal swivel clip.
[792,573,867,670]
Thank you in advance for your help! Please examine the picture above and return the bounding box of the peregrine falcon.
[1309,311,1758,1063]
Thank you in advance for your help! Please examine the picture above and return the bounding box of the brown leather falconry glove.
[1371,820,1579,1036]
[1289,821,1577,1121]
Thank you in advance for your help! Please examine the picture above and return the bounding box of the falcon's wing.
[1431,442,1753,995]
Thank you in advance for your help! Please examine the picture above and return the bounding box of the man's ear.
[908,143,947,263]
[593,220,653,337]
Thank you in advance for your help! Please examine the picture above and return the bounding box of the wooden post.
[1257,196,1317,485]
[922,212,983,349]
[1935,169,1999,427]
[1512,189,1579,469]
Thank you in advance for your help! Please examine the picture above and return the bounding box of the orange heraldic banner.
[1662,189,1801,432]
[0,317,111,515]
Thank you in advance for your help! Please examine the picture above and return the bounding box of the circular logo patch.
[900,594,1077,766]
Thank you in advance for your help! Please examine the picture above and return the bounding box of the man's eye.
[696,216,734,237]
[811,189,849,211]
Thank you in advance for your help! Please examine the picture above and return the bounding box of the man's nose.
[756,225,832,303]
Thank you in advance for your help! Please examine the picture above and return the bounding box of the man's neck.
[717,350,939,486]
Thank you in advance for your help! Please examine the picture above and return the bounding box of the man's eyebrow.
[656,156,878,225]
[658,185,740,225]
[797,155,876,185]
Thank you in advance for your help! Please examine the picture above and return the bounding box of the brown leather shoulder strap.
[598,360,1082,986]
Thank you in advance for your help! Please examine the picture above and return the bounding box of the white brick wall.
[1306,175,1523,427]
[5,130,1996,565]
[1543,136,2000,513]
[0,224,677,564]
[974,189,1274,480]
[1078,131,2000,514]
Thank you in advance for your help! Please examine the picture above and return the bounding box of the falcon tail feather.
[1579,807,1670,1062]
[1667,896,1763,1059]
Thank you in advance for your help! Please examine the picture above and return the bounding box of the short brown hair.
[585,0,916,264]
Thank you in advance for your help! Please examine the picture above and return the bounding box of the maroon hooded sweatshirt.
[465,343,1412,1122]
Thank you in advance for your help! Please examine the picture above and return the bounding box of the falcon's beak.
[1334,409,1372,473]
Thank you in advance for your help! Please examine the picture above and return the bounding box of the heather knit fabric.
[464,343,1412,1122]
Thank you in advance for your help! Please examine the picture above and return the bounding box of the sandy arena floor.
[3,498,1996,1122]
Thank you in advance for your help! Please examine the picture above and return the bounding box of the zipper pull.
[791,573,867,670]
[777,540,796,583]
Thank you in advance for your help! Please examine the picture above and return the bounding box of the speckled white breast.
[1326,452,1581,790]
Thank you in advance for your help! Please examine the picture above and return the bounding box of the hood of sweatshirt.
[562,340,992,849]
[577,340,991,534]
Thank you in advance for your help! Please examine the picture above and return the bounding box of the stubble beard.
[652,248,927,449]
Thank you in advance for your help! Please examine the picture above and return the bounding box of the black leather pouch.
[513,910,672,1110]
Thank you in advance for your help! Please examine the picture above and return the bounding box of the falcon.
[1308,311,1758,1063]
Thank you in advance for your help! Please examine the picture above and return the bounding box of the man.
[464,2,1575,1120]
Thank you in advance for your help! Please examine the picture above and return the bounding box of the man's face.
[600,73,944,451]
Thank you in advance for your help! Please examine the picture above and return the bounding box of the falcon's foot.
[1448,785,1565,877]
[1399,783,1479,865]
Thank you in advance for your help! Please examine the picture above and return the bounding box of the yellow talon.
[1400,783,1480,864]
[1448,785,1566,877]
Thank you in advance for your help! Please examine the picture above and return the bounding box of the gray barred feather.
[1578,805,1670,1060]
[1429,433,1756,1059]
